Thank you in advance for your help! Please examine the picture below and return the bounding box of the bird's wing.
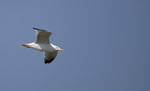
[44,51,58,64]
[33,27,52,44]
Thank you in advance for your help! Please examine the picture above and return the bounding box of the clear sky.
[0,0,150,91]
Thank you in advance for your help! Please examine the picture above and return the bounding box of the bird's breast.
[34,44,54,52]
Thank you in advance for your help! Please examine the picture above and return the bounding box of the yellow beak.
[59,49,64,52]
[21,44,30,48]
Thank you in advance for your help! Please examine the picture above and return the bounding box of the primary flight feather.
[21,27,64,64]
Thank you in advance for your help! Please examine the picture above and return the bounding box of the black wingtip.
[44,58,55,64]
[33,27,39,30]
[33,27,49,32]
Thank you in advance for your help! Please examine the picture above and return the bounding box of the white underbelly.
[32,44,55,52]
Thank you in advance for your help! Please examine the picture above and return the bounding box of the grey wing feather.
[33,27,52,44]
[44,51,58,64]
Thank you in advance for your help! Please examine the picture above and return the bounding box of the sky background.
[0,0,150,91]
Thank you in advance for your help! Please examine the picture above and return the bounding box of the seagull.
[21,27,64,64]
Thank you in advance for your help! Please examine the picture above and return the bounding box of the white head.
[51,44,64,52]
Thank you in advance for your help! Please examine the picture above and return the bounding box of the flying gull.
[21,27,64,64]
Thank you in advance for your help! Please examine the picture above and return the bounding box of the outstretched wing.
[44,51,58,64]
[33,27,52,44]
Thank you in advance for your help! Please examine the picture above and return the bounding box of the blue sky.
[0,0,150,91]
